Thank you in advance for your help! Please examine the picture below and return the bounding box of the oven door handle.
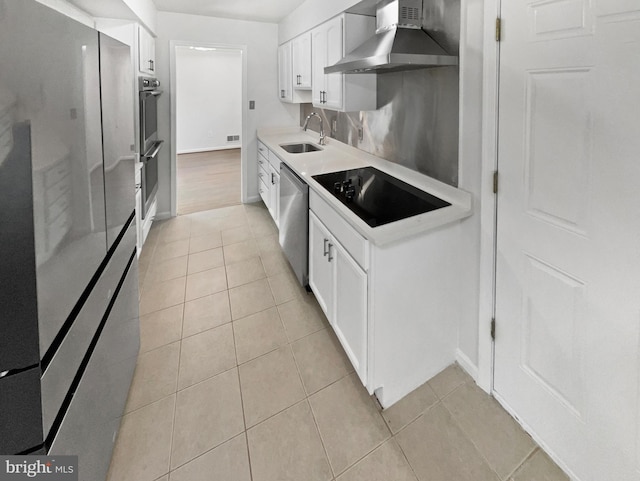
[142,140,164,160]
[149,90,162,97]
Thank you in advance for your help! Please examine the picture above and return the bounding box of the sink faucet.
[303,112,326,145]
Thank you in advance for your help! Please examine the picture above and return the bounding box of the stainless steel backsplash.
[300,0,460,187]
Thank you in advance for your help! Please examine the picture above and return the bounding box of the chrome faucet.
[303,112,326,145]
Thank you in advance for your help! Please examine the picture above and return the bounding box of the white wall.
[176,47,242,153]
[121,0,157,34]
[454,0,485,376]
[278,0,362,43]
[155,12,299,217]
[36,0,95,27]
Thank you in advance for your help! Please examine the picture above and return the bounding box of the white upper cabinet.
[138,25,156,75]
[278,40,312,104]
[311,14,377,112]
[292,32,312,90]
[278,42,293,102]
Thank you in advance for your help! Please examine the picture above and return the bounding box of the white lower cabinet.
[268,163,280,227]
[333,238,368,385]
[309,211,334,315]
[257,141,280,226]
[307,187,464,409]
[309,210,368,384]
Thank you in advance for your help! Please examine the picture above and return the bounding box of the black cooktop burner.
[312,167,451,227]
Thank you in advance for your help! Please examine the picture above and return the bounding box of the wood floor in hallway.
[177,149,241,215]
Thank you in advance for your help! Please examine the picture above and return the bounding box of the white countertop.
[258,127,472,246]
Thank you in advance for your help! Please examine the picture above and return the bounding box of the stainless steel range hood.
[325,0,457,74]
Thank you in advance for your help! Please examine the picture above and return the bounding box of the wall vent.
[400,6,420,22]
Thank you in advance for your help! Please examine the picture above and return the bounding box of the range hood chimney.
[325,0,457,74]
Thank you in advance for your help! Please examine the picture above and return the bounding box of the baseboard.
[155,211,171,221]
[456,349,479,382]
[245,195,261,204]
[177,145,240,155]
[492,391,579,481]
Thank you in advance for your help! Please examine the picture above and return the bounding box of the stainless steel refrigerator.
[0,1,139,479]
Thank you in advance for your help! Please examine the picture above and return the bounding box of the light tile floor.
[107,202,569,481]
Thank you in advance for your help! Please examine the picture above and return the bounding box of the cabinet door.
[333,240,368,384]
[311,26,326,107]
[292,32,312,89]
[138,26,155,74]
[309,212,333,317]
[277,43,293,102]
[324,16,344,110]
[268,166,279,225]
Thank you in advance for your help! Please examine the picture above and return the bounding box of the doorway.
[170,42,248,217]
[489,2,640,480]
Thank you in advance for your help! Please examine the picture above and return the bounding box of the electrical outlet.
[332,119,337,133]
[249,100,255,110]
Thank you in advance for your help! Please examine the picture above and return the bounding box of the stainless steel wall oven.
[139,76,163,218]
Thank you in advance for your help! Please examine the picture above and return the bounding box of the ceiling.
[152,0,309,23]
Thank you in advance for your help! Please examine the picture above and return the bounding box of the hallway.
[177,149,241,215]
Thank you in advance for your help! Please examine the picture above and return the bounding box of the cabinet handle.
[271,173,275,185]
[258,159,263,164]
[149,59,154,71]
[281,89,285,98]
[323,238,329,256]
[328,243,334,262]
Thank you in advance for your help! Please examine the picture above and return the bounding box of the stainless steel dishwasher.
[279,162,309,286]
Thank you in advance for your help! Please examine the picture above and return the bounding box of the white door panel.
[309,212,333,317]
[494,1,640,480]
[333,239,367,385]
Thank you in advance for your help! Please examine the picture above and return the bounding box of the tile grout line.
[229,305,255,481]
[439,385,505,480]
[164,217,189,479]
[503,447,539,481]
[287,326,336,478]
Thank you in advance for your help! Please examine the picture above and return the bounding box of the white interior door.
[493,2,640,481]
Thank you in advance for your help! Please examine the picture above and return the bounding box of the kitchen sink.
[280,143,323,154]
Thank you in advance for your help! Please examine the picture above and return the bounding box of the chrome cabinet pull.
[271,173,275,185]
[323,238,329,256]
[327,243,334,262]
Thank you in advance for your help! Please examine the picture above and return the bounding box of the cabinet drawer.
[268,150,281,172]
[310,189,368,270]
[45,159,70,188]
[258,141,269,158]
[258,162,269,185]
[259,178,269,206]
[257,151,268,171]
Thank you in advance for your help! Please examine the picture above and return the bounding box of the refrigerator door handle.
[142,140,164,160]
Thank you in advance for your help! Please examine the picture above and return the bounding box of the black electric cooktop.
[312,167,451,228]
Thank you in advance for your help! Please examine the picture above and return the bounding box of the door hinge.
[491,318,496,340]
[496,17,502,42]
[493,171,499,194]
